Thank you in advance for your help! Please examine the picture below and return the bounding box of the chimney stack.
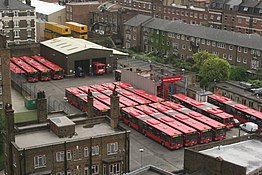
[87,89,94,118]
[37,91,48,123]
[26,0,31,6]
[110,85,120,129]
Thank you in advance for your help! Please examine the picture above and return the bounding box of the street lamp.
[139,148,144,168]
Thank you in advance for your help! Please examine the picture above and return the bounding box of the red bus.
[10,57,39,82]
[10,62,26,83]
[172,94,234,129]
[161,101,226,141]
[134,105,198,146]
[121,107,183,149]
[138,104,212,144]
[92,62,106,75]
[208,94,262,130]
[31,55,64,80]
[113,81,134,89]
[65,87,110,116]
[20,56,51,81]
[101,82,122,91]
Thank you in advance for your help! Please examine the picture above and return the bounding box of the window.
[67,150,72,160]
[34,155,46,169]
[56,151,64,162]
[243,58,247,64]
[13,153,16,167]
[133,35,136,41]
[237,57,241,62]
[181,35,185,40]
[70,15,72,20]
[0,102,3,109]
[228,55,232,60]
[109,163,120,174]
[223,54,227,59]
[14,11,18,17]
[224,15,227,21]
[0,72,2,80]
[238,18,242,24]
[56,172,64,175]
[210,15,214,20]
[188,46,192,51]
[244,48,248,53]
[201,39,205,45]
[4,21,8,27]
[249,101,254,108]
[107,142,118,155]
[27,20,31,27]
[207,40,210,45]
[176,34,180,39]
[194,13,198,18]
[92,145,99,156]
[229,45,233,50]
[14,30,19,38]
[212,42,216,47]
[14,21,19,27]
[27,10,31,16]
[84,147,89,157]
[70,7,72,12]
[92,165,99,175]
[182,44,186,50]
[204,15,207,19]
[73,149,82,160]
[237,47,241,52]
[27,30,31,37]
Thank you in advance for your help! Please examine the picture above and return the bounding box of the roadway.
[12,73,248,172]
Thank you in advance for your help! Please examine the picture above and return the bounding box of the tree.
[230,66,247,81]
[192,51,217,71]
[149,30,172,57]
[199,57,231,87]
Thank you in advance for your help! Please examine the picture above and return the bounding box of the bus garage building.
[40,37,128,75]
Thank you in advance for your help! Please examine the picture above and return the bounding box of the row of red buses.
[172,94,234,129]
[113,82,165,103]
[65,87,110,116]
[161,101,226,141]
[89,84,139,107]
[20,56,51,81]
[10,57,39,82]
[207,94,262,130]
[10,62,26,83]
[121,107,183,149]
[137,104,213,144]
[134,105,198,146]
[31,55,64,80]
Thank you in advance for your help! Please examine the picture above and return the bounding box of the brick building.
[0,0,36,46]
[124,14,262,70]
[4,89,130,175]
[0,34,11,118]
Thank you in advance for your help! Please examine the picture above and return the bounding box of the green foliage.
[192,51,217,71]
[149,30,172,55]
[230,66,247,81]
[256,68,262,80]
[199,57,231,87]
[248,79,262,87]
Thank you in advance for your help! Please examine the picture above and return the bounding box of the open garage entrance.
[75,60,90,76]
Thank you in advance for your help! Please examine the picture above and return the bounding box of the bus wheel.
[161,142,165,146]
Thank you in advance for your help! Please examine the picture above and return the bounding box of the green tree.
[149,30,172,57]
[192,51,217,71]
[256,68,262,80]
[199,57,231,87]
[230,66,247,81]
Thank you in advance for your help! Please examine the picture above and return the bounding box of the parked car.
[239,122,258,133]
[233,118,240,127]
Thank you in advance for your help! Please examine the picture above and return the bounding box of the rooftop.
[31,0,65,15]
[0,0,34,10]
[124,14,152,27]
[125,165,176,175]
[50,116,75,127]
[67,1,100,5]
[15,121,119,149]
[200,139,262,174]
[41,37,128,56]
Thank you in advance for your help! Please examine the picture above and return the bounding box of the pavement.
[11,87,29,113]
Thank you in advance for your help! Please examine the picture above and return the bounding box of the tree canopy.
[230,66,247,81]
[192,51,217,71]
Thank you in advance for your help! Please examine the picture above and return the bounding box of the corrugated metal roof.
[40,37,128,56]
[31,0,65,15]
[138,15,262,50]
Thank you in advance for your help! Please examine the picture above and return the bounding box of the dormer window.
[243,7,248,12]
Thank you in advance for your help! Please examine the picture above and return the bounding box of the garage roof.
[40,37,128,56]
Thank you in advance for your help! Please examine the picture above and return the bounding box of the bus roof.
[119,95,138,107]
[113,81,134,89]
[31,55,63,71]
[149,103,174,113]
[173,94,205,107]
[122,107,146,117]
[120,90,151,104]
[78,85,97,94]
[10,62,25,74]
[136,105,161,115]
[101,82,121,91]
[20,56,50,72]
[208,94,233,103]
[90,84,109,92]
[10,57,38,73]
[130,89,164,103]
[161,101,186,110]
[65,87,87,98]
[232,104,262,119]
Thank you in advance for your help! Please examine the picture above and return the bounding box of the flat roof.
[15,122,119,149]
[31,0,65,15]
[200,139,262,174]
[50,116,75,127]
[41,37,128,56]
[125,165,176,175]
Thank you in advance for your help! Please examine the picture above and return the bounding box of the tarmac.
[11,87,29,113]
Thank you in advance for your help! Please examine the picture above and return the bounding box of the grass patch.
[14,110,37,123]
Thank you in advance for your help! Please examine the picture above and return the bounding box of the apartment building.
[0,34,11,118]
[4,90,130,175]
[124,14,262,70]
[0,0,36,46]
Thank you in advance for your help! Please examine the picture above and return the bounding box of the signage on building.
[161,75,183,83]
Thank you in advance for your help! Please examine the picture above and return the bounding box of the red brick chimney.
[37,91,47,123]
[87,89,94,118]
[110,85,120,129]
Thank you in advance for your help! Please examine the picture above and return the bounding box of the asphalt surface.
[11,73,248,172]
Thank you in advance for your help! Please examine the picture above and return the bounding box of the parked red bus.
[134,105,198,146]
[65,87,110,116]
[10,57,39,82]
[10,62,26,83]
[161,101,226,141]
[208,94,262,130]
[172,94,234,129]
[92,62,106,75]
[20,56,51,81]
[113,81,134,89]
[138,104,212,144]
[121,107,183,149]
[31,55,64,80]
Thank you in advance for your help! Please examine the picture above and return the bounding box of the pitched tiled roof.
[124,14,152,27]
[138,15,262,50]
[0,0,34,10]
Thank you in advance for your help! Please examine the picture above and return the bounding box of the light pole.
[139,148,144,168]
[182,69,187,95]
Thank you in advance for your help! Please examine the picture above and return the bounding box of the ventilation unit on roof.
[239,81,253,89]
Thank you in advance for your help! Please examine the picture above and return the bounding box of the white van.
[239,122,258,133]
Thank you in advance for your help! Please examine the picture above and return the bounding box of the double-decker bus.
[10,62,26,83]
[20,56,51,81]
[139,104,212,144]
[121,107,183,149]
[134,105,198,146]
[207,94,262,130]
[172,94,234,129]
[65,87,110,116]
[113,81,134,89]
[10,57,39,82]
[161,101,226,141]
[31,55,64,80]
